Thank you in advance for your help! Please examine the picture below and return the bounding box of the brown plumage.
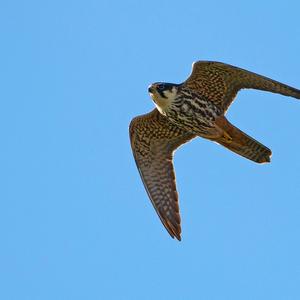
[213,116,271,163]
[184,61,300,112]
[130,109,195,240]
[130,61,300,240]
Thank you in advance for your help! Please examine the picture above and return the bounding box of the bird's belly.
[166,113,213,136]
[165,98,221,137]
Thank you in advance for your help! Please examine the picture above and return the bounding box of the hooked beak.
[148,85,154,94]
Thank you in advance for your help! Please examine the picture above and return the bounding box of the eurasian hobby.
[129,61,300,240]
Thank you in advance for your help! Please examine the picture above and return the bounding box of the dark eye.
[157,84,165,90]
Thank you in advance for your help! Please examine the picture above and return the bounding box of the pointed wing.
[183,61,300,112]
[129,109,196,240]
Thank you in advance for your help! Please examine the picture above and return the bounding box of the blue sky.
[1,0,300,299]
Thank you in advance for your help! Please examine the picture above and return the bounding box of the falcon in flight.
[129,61,300,240]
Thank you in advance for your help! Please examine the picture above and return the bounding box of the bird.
[129,61,300,241]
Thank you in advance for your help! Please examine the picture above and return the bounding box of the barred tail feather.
[214,117,272,163]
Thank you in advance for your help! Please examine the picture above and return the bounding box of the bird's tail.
[214,117,272,163]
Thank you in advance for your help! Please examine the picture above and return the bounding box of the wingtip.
[171,228,182,241]
[165,224,182,241]
[176,235,182,241]
[169,232,181,241]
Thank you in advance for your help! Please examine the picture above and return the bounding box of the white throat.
[150,86,178,115]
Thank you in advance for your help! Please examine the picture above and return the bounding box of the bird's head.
[148,82,179,113]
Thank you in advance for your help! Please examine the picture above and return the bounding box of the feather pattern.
[129,109,195,240]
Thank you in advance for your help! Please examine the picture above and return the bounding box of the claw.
[223,131,233,143]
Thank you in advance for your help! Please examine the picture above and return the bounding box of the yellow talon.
[223,132,232,143]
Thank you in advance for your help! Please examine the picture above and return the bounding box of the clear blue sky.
[1,1,300,299]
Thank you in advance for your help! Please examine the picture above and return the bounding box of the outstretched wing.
[129,109,196,240]
[183,61,300,112]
